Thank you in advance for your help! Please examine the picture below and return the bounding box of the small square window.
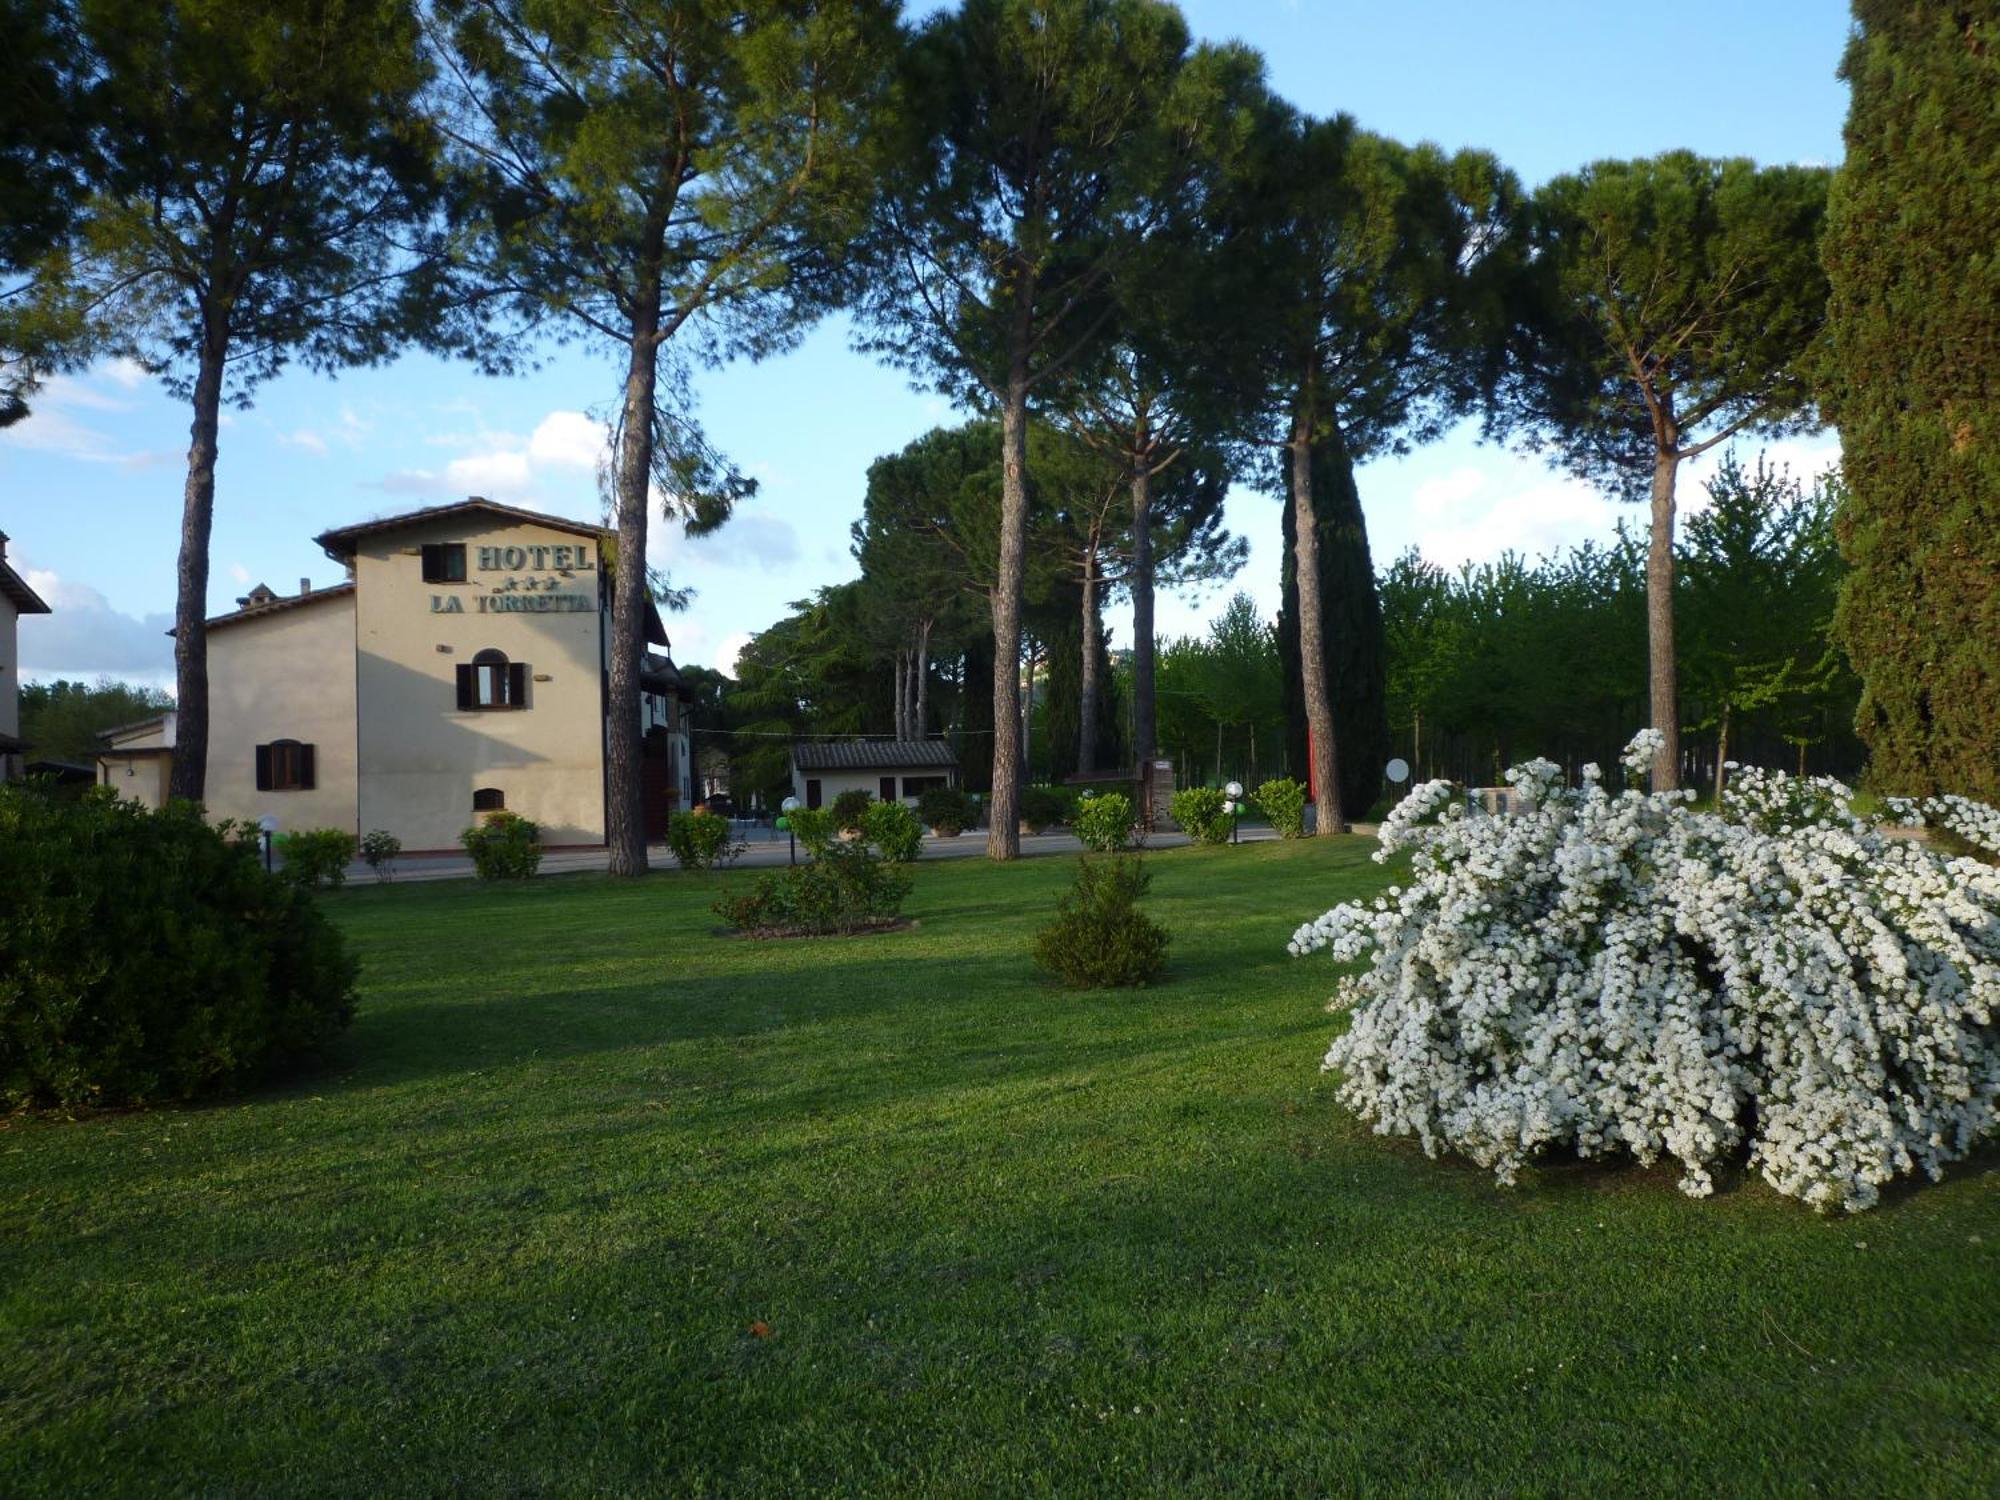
[422,543,468,583]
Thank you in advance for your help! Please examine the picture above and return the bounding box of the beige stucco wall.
[353,516,607,851]
[203,593,360,836]
[99,752,172,809]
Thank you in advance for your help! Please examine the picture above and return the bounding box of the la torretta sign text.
[429,541,600,615]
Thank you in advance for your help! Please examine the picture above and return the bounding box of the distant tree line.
[3,0,1990,864]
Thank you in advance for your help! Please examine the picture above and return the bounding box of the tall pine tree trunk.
[894,651,908,738]
[1129,451,1156,765]
[988,342,1029,859]
[1078,527,1101,773]
[169,324,228,805]
[607,273,662,876]
[1647,440,1682,790]
[914,617,931,738]
[1290,403,1344,834]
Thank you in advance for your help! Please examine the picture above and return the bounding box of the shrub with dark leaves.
[0,787,358,1110]
[1034,856,1170,989]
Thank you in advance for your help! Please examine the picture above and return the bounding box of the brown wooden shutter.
[456,664,474,710]
[299,744,316,790]
[255,743,272,791]
[509,662,528,707]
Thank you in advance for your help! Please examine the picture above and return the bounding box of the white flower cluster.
[1292,733,2000,1212]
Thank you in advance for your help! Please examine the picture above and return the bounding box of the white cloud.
[229,563,252,585]
[715,631,754,676]
[379,408,608,511]
[0,364,173,469]
[14,557,174,683]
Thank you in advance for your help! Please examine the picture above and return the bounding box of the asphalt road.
[339,820,1324,885]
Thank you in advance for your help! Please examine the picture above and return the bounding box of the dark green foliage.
[1017,786,1069,833]
[1257,777,1307,839]
[713,840,912,936]
[829,788,874,833]
[1279,434,1388,817]
[358,829,401,882]
[860,798,924,863]
[17,679,174,767]
[918,786,976,837]
[279,828,357,891]
[1823,2,2000,800]
[0,787,357,1110]
[459,812,542,881]
[1169,786,1232,845]
[1032,856,1169,989]
[667,810,740,872]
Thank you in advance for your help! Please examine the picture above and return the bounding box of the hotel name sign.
[429,542,599,616]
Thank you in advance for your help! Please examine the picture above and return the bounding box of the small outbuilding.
[790,738,960,811]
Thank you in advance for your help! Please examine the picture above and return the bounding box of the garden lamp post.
[1225,782,1243,844]
[780,795,801,866]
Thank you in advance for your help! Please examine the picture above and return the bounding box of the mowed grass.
[3,839,1997,1497]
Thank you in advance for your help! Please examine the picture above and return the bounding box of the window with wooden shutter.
[256,740,314,791]
[462,650,527,709]
[472,787,505,812]
[421,543,467,583]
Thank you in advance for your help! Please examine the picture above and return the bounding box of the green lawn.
[4,840,1997,1496]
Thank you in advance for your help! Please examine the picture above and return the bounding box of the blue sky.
[2,0,1849,687]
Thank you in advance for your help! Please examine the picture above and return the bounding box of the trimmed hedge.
[1169,786,1232,845]
[280,827,356,889]
[1257,778,1308,839]
[0,788,359,1111]
[668,808,742,871]
[460,811,542,880]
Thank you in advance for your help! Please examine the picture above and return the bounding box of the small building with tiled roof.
[790,737,960,811]
[0,528,53,782]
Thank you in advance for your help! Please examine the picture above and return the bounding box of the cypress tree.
[1823,2,2000,799]
[1279,432,1389,821]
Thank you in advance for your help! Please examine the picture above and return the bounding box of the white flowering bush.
[1292,731,2000,1212]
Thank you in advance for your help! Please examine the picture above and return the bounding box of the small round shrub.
[784,805,835,854]
[668,808,742,871]
[1169,786,1232,845]
[1072,791,1136,853]
[1018,785,1068,833]
[918,785,974,836]
[861,798,924,863]
[829,788,874,832]
[1256,778,1307,839]
[359,828,402,881]
[0,787,359,1110]
[1033,856,1170,988]
[280,827,357,889]
[460,811,542,880]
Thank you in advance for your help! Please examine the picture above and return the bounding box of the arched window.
[472,787,505,812]
[456,648,527,710]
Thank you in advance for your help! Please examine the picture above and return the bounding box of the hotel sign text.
[429,539,600,615]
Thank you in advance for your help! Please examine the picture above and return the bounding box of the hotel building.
[97,500,693,851]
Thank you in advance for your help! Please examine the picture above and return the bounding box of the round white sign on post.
[1385,758,1411,784]
[257,814,279,834]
